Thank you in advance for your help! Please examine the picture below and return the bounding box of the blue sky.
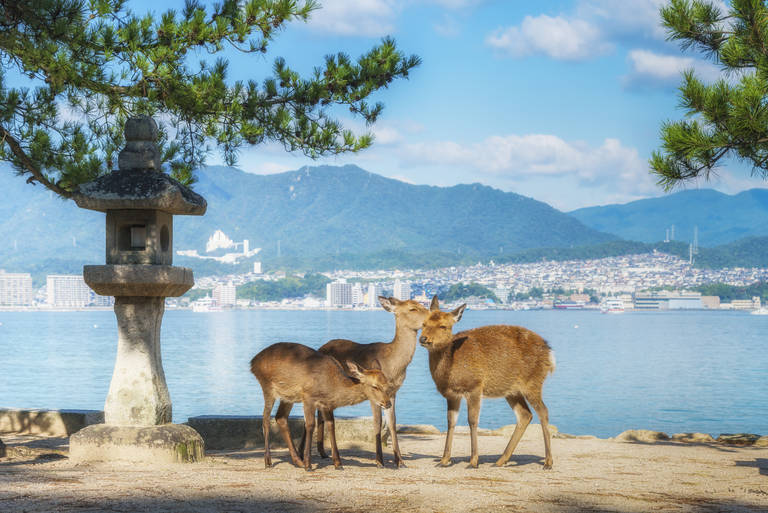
[139,1,767,210]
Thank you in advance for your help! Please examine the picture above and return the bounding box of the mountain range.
[569,188,768,247]
[0,163,766,278]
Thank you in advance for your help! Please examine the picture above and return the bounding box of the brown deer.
[419,296,556,470]
[303,296,429,468]
[250,342,392,470]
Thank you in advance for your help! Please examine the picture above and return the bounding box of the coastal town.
[3,249,766,313]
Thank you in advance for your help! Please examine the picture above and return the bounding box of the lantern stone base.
[69,424,204,464]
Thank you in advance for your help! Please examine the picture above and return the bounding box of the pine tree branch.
[0,124,71,197]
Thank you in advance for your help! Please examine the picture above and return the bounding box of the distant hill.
[495,237,768,269]
[569,188,768,247]
[0,164,615,276]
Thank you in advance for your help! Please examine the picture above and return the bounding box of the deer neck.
[427,343,454,383]
[335,376,368,407]
[389,322,419,368]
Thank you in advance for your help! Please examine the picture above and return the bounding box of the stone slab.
[0,437,5,458]
[187,415,379,450]
[671,432,715,443]
[83,264,194,297]
[69,424,204,464]
[0,409,103,436]
[614,429,670,443]
[716,433,761,445]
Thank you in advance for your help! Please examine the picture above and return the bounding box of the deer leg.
[323,410,343,469]
[275,401,302,467]
[262,393,275,468]
[385,396,405,468]
[439,396,461,467]
[495,393,533,467]
[302,401,316,471]
[371,401,384,468]
[466,392,482,468]
[316,409,328,459]
[527,392,554,470]
[298,418,306,455]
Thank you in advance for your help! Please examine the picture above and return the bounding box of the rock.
[186,415,379,451]
[0,437,5,458]
[396,424,441,435]
[716,433,761,445]
[454,426,493,436]
[670,432,715,443]
[0,409,103,436]
[754,436,768,447]
[69,424,204,464]
[614,429,670,443]
[491,423,559,437]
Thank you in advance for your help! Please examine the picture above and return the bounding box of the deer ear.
[379,296,395,312]
[370,359,382,371]
[430,295,440,311]
[451,304,466,323]
[346,361,364,379]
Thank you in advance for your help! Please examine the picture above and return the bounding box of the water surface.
[1,309,766,438]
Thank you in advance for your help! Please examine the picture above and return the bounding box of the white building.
[367,283,384,307]
[46,275,94,308]
[351,283,364,306]
[213,282,237,307]
[393,279,411,301]
[253,261,262,274]
[494,286,511,304]
[0,271,33,306]
[326,280,352,307]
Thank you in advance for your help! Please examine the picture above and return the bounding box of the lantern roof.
[72,116,206,215]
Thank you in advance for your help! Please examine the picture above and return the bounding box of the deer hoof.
[543,462,553,470]
[394,459,407,469]
[436,459,452,468]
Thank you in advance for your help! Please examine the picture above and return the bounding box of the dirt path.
[1,431,767,512]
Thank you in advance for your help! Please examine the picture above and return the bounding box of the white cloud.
[400,133,658,196]
[372,125,404,145]
[623,49,722,88]
[485,14,611,61]
[576,0,669,42]
[433,14,461,37]
[305,0,398,37]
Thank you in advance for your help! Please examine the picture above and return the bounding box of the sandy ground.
[1,430,767,513]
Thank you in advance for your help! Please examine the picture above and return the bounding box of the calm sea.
[1,309,766,438]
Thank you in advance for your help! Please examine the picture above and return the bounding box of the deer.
[250,342,393,470]
[300,296,430,468]
[419,296,556,470]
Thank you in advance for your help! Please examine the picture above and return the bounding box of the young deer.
[303,296,429,468]
[250,342,392,470]
[419,296,556,470]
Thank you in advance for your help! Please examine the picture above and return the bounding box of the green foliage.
[652,0,768,189]
[183,287,212,302]
[693,235,768,268]
[0,1,419,196]
[440,283,499,303]
[237,273,330,302]
[695,281,768,301]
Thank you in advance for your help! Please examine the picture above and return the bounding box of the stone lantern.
[69,116,206,463]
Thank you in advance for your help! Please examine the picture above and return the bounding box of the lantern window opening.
[130,225,147,250]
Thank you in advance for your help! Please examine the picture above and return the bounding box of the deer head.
[419,296,466,350]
